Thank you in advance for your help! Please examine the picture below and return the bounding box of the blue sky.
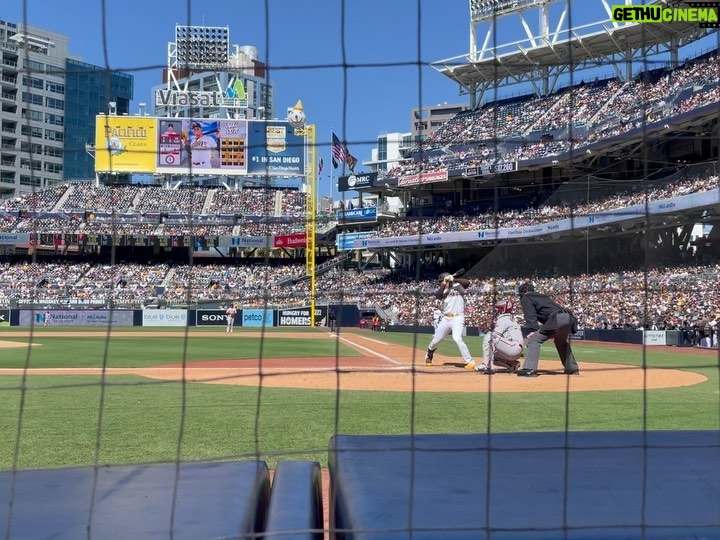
[4,0,718,198]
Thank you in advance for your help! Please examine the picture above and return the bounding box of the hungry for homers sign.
[277,306,328,327]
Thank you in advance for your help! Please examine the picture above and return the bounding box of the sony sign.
[154,90,248,109]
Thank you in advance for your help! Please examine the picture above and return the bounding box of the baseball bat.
[452,268,466,278]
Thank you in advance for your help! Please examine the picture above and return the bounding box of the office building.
[0,18,133,197]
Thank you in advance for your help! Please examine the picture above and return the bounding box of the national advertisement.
[0,309,9,327]
[241,308,274,327]
[246,121,305,176]
[0,233,29,245]
[94,116,158,173]
[155,118,248,175]
[18,310,134,327]
[141,309,188,327]
[218,235,273,248]
[277,306,328,327]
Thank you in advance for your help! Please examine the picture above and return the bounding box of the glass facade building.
[63,59,133,180]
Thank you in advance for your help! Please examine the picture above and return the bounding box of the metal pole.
[303,124,317,327]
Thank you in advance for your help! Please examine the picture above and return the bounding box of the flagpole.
[329,129,334,212]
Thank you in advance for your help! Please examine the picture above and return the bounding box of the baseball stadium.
[1,0,719,538]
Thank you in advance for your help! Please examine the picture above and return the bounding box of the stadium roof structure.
[431,0,716,107]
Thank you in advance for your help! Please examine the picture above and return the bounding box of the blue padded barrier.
[264,460,324,540]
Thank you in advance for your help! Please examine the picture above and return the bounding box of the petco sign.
[241,309,274,327]
[142,309,188,327]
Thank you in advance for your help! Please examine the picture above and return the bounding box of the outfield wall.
[0,308,703,348]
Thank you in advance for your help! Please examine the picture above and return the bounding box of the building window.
[44,146,63,158]
[45,64,63,75]
[44,129,64,142]
[20,141,42,154]
[21,108,43,122]
[20,174,41,186]
[45,113,64,126]
[23,59,44,72]
[44,162,62,174]
[20,158,41,171]
[46,97,64,110]
[21,125,43,138]
[21,92,43,106]
[22,76,44,89]
[46,81,65,94]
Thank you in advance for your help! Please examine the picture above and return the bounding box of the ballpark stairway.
[281,253,351,285]
[202,189,217,214]
[51,185,74,212]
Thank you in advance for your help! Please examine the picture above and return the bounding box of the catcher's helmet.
[438,272,452,282]
[518,282,535,297]
[495,300,514,314]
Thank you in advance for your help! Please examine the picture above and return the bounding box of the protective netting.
[1,0,720,538]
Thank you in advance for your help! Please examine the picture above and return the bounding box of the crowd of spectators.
[374,172,716,237]
[391,54,720,176]
[0,168,714,242]
[1,256,716,344]
[1,185,307,220]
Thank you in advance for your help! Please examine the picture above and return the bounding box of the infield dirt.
[0,330,707,393]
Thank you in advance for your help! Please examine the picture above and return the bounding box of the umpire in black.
[517,282,579,377]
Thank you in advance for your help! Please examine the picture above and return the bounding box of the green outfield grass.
[0,326,718,470]
[0,332,360,368]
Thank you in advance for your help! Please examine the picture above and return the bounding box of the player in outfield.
[225,304,237,334]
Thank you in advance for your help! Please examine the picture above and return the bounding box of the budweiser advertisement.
[273,233,306,248]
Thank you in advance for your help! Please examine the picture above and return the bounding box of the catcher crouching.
[476,300,524,374]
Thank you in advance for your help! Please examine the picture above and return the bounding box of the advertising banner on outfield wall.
[0,233,30,245]
[196,309,230,326]
[0,309,9,327]
[241,309,274,327]
[643,330,667,346]
[18,310,134,327]
[277,306,328,327]
[94,116,158,173]
[141,309,188,327]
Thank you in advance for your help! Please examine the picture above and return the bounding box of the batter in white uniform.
[425,273,473,367]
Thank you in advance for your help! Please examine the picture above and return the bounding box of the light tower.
[287,101,318,327]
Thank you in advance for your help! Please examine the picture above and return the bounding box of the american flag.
[331,132,346,168]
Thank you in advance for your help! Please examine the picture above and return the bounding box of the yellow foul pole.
[301,124,317,327]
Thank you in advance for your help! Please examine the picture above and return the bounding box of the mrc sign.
[155,77,248,109]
